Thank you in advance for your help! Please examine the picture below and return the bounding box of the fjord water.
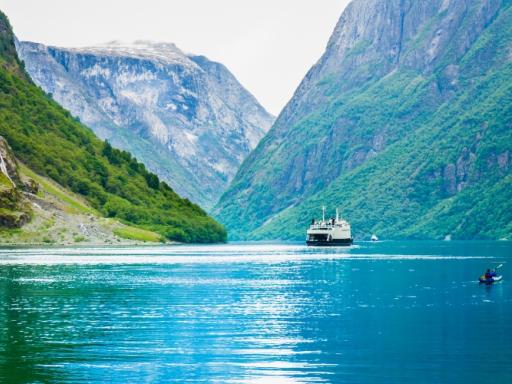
[0,242,511,383]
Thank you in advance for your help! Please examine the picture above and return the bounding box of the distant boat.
[306,206,353,246]
[371,234,379,242]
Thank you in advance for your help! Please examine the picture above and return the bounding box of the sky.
[1,0,350,115]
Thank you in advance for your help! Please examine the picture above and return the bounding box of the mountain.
[215,0,512,240]
[16,40,274,209]
[0,10,226,243]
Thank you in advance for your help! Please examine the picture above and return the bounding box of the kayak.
[479,275,503,283]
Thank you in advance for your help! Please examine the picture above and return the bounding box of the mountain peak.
[97,39,181,52]
[58,39,191,66]
[0,10,27,77]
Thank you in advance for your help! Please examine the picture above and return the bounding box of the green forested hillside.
[215,0,512,240]
[253,60,512,240]
[0,11,226,243]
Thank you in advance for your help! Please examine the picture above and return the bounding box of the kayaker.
[485,269,492,279]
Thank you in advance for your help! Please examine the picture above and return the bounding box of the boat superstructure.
[306,206,353,246]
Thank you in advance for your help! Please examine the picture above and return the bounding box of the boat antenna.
[322,205,326,222]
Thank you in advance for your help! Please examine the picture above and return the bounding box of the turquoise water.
[0,241,511,383]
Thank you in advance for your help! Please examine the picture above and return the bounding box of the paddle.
[496,264,503,269]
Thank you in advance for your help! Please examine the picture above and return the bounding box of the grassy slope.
[1,162,165,244]
[19,163,96,215]
[251,5,512,240]
[113,226,164,243]
[0,11,226,243]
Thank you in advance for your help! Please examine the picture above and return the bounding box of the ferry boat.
[306,206,353,246]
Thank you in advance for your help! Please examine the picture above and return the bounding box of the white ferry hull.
[306,238,353,246]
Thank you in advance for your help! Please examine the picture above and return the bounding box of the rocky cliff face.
[17,41,274,209]
[215,0,512,240]
[0,136,32,227]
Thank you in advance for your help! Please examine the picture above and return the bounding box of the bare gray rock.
[17,41,274,209]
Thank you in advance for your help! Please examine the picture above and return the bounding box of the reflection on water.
[0,241,511,383]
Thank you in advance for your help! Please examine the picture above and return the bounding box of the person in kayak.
[485,269,492,279]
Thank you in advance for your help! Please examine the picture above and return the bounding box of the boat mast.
[322,205,326,223]
[336,208,339,223]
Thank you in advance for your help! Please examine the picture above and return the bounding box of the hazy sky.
[1,0,350,115]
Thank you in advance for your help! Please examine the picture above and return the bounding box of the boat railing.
[309,207,350,229]
[309,221,347,230]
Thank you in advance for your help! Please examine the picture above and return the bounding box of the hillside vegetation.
[0,11,226,243]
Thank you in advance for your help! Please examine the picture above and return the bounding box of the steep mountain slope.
[0,136,32,228]
[17,40,274,209]
[0,10,226,243]
[215,0,512,240]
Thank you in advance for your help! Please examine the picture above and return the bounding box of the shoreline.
[0,239,178,248]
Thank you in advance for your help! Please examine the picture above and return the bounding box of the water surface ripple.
[0,241,511,383]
